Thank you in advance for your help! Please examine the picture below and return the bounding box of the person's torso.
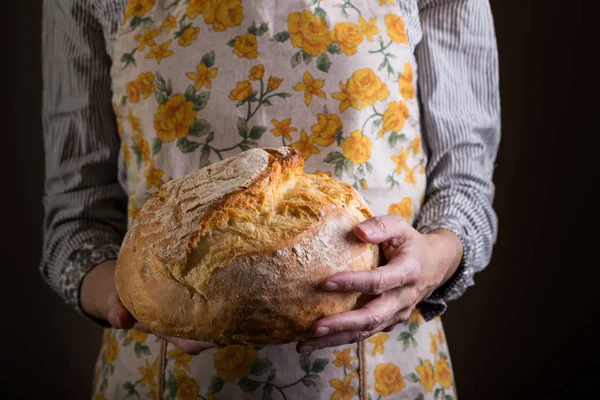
[93,1,455,399]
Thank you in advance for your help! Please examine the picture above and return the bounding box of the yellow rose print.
[103,334,119,365]
[126,82,141,104]
[168,348,192,372]
[400,62,416,100]
[341,130,371,164]
[359,16,380,42]
[347,68,390,107]
[331,22,364,56]
[391,148,409,174]
[416,359,435,392]
[145,159,164,189]
[205,0,244,32]
[293,71,326,106]
[267,76,283,91]
[134,27,160,51]
[114,105,124,136]
[380,0,397,5]
[213,345,258,382]
[137,72,156,99]
[419,163,426,174]
[128,329,148,344]
[229,80,254,101]
[176,371,200,400]
[249,65,265,81]
[332,81,362,112]
[154,94,196,142]
[290,130,320,159]
[94,394,105,400]
[233,33,259,59]
[139,357,159,388]
[186,0,212,20]
[374,363,405,397]
[162,13,178,32]
[435,358,453,389]
[385,14,409,44]
[271,119,297,141]
[124,0,155,22]
[288,10,332,56]
[186,62,218,90]
[389,198,413,220]
[408,135,422,156]
[145,40,174,64]
[128,198,140,221]
[332,348,356,370]
[334,69,389,112]
[382,101,409,137]
[179,26,200,46]
[121,142,131,167]
[410,309,424,325]
[368,333,389,356]
[405,165,417,184]
[127,108,143,136]
[438,328,446,344]
[361,179,368,189]
[127,72,156,104]
[311,113,342,146]
[330,375,356,400]
[430,332,439,354]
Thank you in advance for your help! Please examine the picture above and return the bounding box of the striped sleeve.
[413,0,501,319]
[40,0,127,318]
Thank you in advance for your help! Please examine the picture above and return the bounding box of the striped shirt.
[41,0,500,322]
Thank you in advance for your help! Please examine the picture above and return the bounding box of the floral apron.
[93,1,457,399]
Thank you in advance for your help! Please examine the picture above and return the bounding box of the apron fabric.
[93,1,457,399]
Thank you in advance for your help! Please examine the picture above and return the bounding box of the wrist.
[423,229,464,287]
[80,259,117,321]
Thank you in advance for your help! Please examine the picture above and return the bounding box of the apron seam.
[158,339,167,400]
[359,340,367,400]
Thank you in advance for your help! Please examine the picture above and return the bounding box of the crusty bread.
[115,147,379,345]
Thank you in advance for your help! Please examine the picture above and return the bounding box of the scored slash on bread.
[116,147,379,345]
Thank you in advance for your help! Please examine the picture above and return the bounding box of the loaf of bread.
[115,147,379,345]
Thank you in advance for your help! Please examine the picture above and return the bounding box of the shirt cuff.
[415,217,475,321]
[60,242,121,328]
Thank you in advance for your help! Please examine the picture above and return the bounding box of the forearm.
[414,0,501,318]
[41,0,127,319]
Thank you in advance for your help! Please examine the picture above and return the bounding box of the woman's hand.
[81,260,218,355]
[297,214,463,353]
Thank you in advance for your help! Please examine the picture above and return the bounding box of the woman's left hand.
[297,214,463,353]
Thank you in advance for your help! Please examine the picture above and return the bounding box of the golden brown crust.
[116,147,379,344]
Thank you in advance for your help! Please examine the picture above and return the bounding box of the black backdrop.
[3,1,597,399]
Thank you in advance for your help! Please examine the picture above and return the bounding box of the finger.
[153,333,219,355]
[297,330,376,353]
[107,291,136,329]
[323,254,421,294]
[312,288,415,336]
[354,214,412,244]
[132,323,151,334]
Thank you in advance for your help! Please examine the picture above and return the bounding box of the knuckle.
[372,216,388,234]
[366,312,386,331]
[370,271,387,294]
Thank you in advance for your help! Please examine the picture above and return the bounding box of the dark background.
[3,0,596,399]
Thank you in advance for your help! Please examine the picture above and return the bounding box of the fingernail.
[299,345,313,353]
[323,282,339,291]
[314,327,330,337]
[358,223,373,236]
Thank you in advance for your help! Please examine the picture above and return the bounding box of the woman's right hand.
[81,260,218,355]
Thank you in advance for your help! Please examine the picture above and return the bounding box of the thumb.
[354,215,412,244]
[107,290,136,329]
